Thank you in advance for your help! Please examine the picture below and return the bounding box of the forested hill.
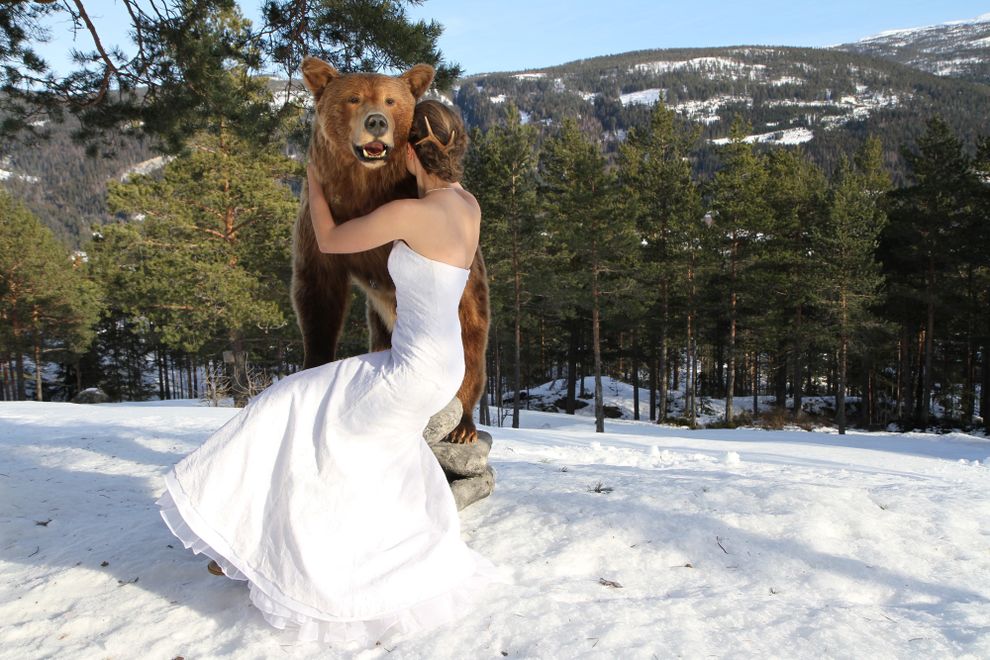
[836,13,990,84]
[3,32,990,247]
[456,46,990,178]
[1,122,155,247]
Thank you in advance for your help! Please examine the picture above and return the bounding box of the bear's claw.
[445,419,477,444]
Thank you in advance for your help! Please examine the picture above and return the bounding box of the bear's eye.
[385,98,395,106]
[348,96,360,104]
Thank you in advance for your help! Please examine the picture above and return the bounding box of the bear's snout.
[364,113,389,138]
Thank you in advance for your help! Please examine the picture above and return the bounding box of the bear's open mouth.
[354,141,390,161]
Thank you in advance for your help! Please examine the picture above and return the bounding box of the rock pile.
[422,398,495,510]
[71,388,110,404]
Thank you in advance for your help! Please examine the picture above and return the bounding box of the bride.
[157,99,501,648]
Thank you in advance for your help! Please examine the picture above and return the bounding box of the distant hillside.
[1,121,155,247]
[456,46,990,180]
[837,13,990,84]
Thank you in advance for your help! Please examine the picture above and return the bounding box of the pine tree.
[618,102,702,423]
[709,117,770,424]
[0,189,101,400]
[1,1,460,147]
[817,154,888,434]
[974,138,990,429]
[96,128,298,405]
[760,149,828,415]
[540,119,639,433]
[464,106,542,428]
[882,117,972,425]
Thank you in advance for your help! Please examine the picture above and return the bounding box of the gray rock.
[71,388,110,404]
[431,432,492,478]
[423,397,463,445]
[451,466,495,510]
[422,401,495,507]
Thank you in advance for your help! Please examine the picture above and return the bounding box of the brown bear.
[293,57,489,444]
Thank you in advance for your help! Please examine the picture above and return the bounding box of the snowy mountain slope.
[459,44,990,180]
[2,400,989,658]
[838,13,990,84]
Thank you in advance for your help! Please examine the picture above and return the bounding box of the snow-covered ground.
[2,398,989,658]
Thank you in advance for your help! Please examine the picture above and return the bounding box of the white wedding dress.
[157,239,500,647]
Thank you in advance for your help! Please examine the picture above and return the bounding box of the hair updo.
[408,99,469,182]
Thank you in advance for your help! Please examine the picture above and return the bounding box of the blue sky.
[33,1,990,76]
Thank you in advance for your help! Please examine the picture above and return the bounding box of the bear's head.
[302,57,435,170]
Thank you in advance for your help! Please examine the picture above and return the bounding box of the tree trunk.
[726,236,738,424]
[0,358,8,401]
[494,337,502,426]
[649,355,657,421]
[632,330,640,421]
[716,332,725,397]
[511,279,522,429]
[658,282,669,422]
[837,339,848,434]
[751,351,758,417]
[229,333,249,407]
[981,339,990,430]
[921,264,935,425]
[774,351,787,409]
[896,326,909,422]
[792,305,803,416]
[186,354,195,402]
[686,317,695,428]
[566,323,577,414]
[16,352,26,400]
[34,340,43,401]
[963,332,975,426]
[726,301,737,424]
[592,269,604,434]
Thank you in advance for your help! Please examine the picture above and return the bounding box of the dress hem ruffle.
[158,471,507,648]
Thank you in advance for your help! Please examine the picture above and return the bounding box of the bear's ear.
[302,57,339,99]
[400,64,435,99]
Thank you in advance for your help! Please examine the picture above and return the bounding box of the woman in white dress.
[157,100,500,648]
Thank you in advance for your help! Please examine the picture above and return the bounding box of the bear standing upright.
[292,57,489,443]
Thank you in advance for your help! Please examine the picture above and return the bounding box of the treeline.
[467,104,990,433]
[459,46,990,183]
[2,101,987,436]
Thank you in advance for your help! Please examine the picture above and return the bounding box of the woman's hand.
[305,162,418,254]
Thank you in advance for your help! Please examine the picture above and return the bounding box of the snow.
[0,168,39,184]
[488,94,507,104]
[673,94,752,124]
[711,127,815,147]
[929,57,985,76]
[3,393,990,658]
[769,76,804,87]
[271,87,311,108]
[631,57,767,81]
[512,73,545,80]
[864,12,990,41]
[618,88,666,106]
[119,156,175,182]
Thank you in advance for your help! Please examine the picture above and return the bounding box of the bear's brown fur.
[292,57,489,443]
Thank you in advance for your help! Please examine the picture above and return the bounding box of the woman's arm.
[306,164,423,254]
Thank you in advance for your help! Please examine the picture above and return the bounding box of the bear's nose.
[364,113,388,137]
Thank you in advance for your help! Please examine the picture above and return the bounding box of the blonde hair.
[409,100,469,182]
